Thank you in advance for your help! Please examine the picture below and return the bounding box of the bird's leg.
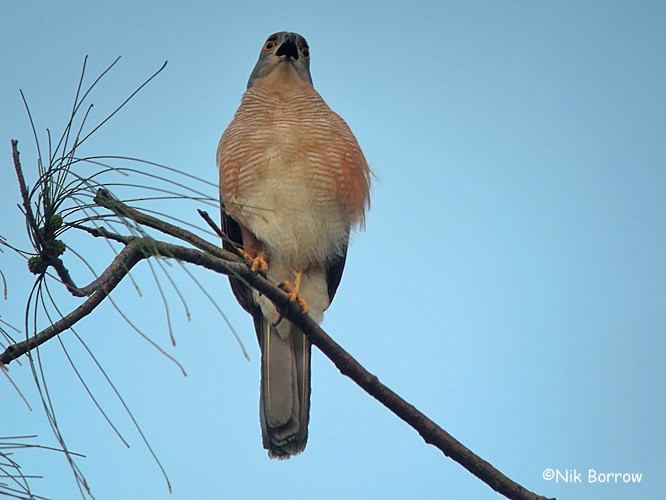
[238,248,269,272]
[279,270,309,314]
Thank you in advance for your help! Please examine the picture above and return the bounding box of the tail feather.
[258,317,311,458]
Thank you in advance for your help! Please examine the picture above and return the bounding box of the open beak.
[276,33,299,60]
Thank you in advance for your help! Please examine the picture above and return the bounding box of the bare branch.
[11,140,42,248]
[5,164,554,498]
[2,224,552,500]
[67,223,133,244]
[161,246,554,500]
[1,240,143,364]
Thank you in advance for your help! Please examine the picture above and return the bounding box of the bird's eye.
[264,40,276,51]
[302,47,310,59]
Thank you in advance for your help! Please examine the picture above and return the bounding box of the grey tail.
[257,317,311,458]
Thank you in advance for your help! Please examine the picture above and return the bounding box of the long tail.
[257,317,311,458]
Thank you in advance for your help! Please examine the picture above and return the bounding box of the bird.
[217,31,371,458]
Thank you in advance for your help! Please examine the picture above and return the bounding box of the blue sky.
[1,2,664,499]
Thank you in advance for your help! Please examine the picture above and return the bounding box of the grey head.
[247,32,313,89]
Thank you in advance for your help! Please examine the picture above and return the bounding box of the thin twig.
[197,208,245,259]
[94,189,237,260]
[11,140,43,248]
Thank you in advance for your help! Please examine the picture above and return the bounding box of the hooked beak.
[276,33,299,60]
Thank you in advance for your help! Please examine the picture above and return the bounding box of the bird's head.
[247,32,313,89]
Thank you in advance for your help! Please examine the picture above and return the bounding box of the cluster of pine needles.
[1,56,240,498]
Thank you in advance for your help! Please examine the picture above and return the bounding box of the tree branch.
[4,179,553,499]
[1,240,144,363]
[165,244,554,500]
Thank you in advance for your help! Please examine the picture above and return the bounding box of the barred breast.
[217,84,371,268]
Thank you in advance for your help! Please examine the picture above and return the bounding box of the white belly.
[238,153,351,269]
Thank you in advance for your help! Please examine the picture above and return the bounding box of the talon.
[289,292,309,314]
[238,249,268,272]
[296,296,309,314]
[251,257,269,272]
[279,271,309,314]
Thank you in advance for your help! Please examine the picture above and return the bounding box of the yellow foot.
[238,249,268,272]
[279,270,309,314]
